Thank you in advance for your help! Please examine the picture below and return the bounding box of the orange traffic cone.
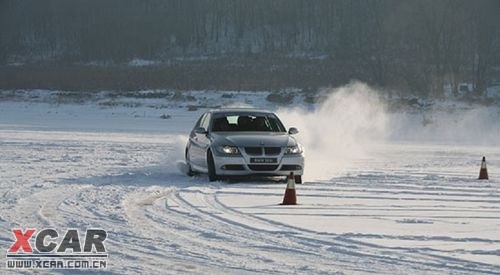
[281,172,297,205]
[479,156,489,180]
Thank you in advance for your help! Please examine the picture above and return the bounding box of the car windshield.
[211,113,286,132]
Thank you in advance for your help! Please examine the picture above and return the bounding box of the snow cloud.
[278,81,500,181]
[388,104,500,145]
[277,82,389,180]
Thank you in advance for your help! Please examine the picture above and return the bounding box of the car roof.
[209,108,275,115]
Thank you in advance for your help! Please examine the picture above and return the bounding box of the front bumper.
[213,147,304,176]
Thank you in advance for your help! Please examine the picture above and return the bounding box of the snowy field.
[1,89,500,274]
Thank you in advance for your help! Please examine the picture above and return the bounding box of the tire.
[207,150,219,182]
[295,175,302,184]
[186,163,195,177]
[185,148,195,176]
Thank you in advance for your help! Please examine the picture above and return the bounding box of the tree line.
[0,0,499,95]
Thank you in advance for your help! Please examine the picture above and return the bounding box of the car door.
[188,113,205,168]
[189,113,211,169]
[195,112,212,169]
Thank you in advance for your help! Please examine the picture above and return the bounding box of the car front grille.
[248,165,279,171]
[245,147,281,156]
[280,165,302,171]
[264,147,281,155]
[245,147,262,155]
[221,165,245,170]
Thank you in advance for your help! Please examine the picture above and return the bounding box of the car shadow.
[223,175,287,184]
[60,164,204,188]
[60,164,286,188]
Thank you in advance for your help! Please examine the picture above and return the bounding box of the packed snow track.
[0,101,499,274]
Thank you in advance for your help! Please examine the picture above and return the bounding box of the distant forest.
[1,0,499,95]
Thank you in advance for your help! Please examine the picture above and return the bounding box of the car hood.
[211,132,295,147]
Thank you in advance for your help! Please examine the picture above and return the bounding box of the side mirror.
[288,127,299,135]
[194,127,208,134]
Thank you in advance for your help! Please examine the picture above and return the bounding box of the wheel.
[207,150,219,182]
[295,175,302,184]
[185,148,195,176]
[186,163,195,176]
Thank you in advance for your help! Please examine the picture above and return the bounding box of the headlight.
[285,145,303,154]
[217,145,240,155]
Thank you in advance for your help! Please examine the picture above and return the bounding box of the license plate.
[250,158,277,164]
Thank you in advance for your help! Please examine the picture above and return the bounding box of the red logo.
[8,228,36,253]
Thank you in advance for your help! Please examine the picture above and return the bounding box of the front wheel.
[186,162,195,177]
[295,175,302,184]
[207,150,219,182]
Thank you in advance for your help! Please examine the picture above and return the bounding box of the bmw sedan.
[185,108,304,183]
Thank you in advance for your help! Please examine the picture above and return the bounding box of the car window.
[194,113,206,129]
[201,113,211,130]
[211,113,286,132]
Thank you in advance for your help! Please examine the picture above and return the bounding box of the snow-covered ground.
[1,89,499,274]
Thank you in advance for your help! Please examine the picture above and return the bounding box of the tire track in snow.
[210,187,500,274]
[168,188,377,274]
[8,185,86,228]
[121,187,284,274]
[171,188,459,274]
[120,188,216,274]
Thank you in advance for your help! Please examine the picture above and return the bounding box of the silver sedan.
[185,108,304,182]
